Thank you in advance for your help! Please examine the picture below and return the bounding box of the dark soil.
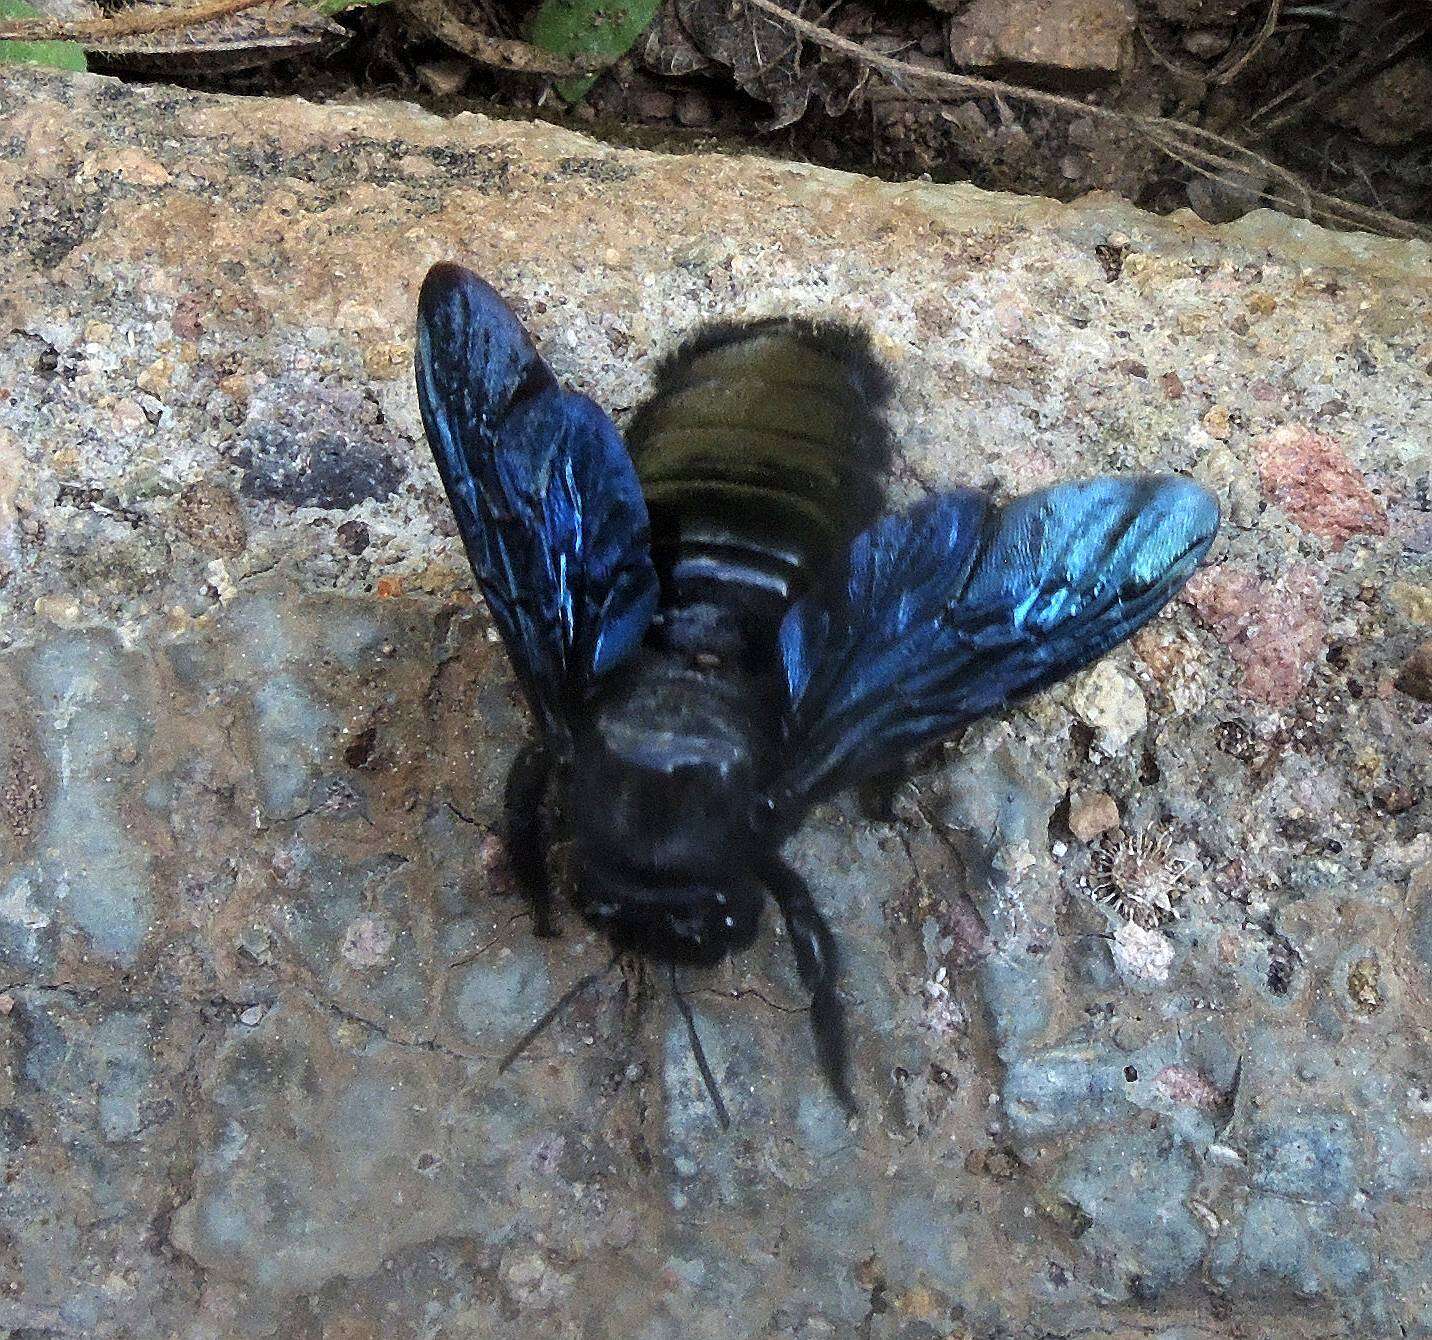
[118,0,1432,233]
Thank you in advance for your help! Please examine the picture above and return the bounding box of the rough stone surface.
[1398,639,1432,703]
[1254,423,1389,552]
[1152,0,1261,21]
[1065,659,1148,754]
[2,70,1430,1340]
[946,0,1136,79]
[1068,790,1120,842]
[1327,52,1432,148]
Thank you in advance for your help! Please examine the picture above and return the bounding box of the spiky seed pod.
[1089,826,1189,929]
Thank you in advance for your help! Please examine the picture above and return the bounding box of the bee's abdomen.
[626,320,892,622]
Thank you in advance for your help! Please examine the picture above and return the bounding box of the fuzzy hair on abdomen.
[626,319,894,651]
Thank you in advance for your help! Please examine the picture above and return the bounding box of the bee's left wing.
[416,264,659,742]
[771,476,1219,814]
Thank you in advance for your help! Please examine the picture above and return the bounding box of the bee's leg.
[503,741,558,938]
[762,858,858,1116]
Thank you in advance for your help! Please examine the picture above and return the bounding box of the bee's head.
[570,858,766,966]
[566,667,769,964]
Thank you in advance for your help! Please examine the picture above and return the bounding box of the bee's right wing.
[771,477,1220,814]
[415,264,660,742]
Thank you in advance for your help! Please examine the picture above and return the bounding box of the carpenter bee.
[415,263,1218,1121]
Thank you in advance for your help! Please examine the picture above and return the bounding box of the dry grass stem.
[395,0,615,75]
[1211,0,1282,84]
[0,0,274,41]
[1139,0,1282,87]
[1250,8,1431,132]
[745,0,1429,243]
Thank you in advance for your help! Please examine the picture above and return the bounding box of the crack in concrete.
[691,985,809,1015]
[289,980,492,1064]
[1,979,250,1016]
[1,977,501,1068]
[442,797,484,828]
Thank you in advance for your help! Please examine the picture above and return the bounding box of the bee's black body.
[501,318,894,1106]
[414,264,1220,1118]
[566,649,774,965]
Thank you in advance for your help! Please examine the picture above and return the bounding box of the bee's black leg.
[762,858,858,1117]
[503,741,558,938]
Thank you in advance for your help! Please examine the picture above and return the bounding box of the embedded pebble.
[1066,661,1147,753]
[1068,790,1120,842]
[1111,920,1175,984]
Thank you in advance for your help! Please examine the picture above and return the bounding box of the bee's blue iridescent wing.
[774,476,1220,810]
[415,264,659,741]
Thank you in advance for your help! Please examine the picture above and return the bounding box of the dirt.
[114,0,1432,235]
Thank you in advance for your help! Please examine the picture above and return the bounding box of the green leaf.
[312,0,389,17]
[529,0,660,103]
[0,0,87,70]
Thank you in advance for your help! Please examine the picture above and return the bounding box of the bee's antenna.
[670,964,731,1130]
[498,951,620,1075]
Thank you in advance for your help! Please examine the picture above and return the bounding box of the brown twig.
[747,0,1101,119]
[394,0,615,76]
[0,0,272,41]
[1137,0,1282,87]
[1138,26,1215,85]
[742,0,1429,242]
[0,0,614,69]
[1250,7,1431,132]
[1210,0,1282,85]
